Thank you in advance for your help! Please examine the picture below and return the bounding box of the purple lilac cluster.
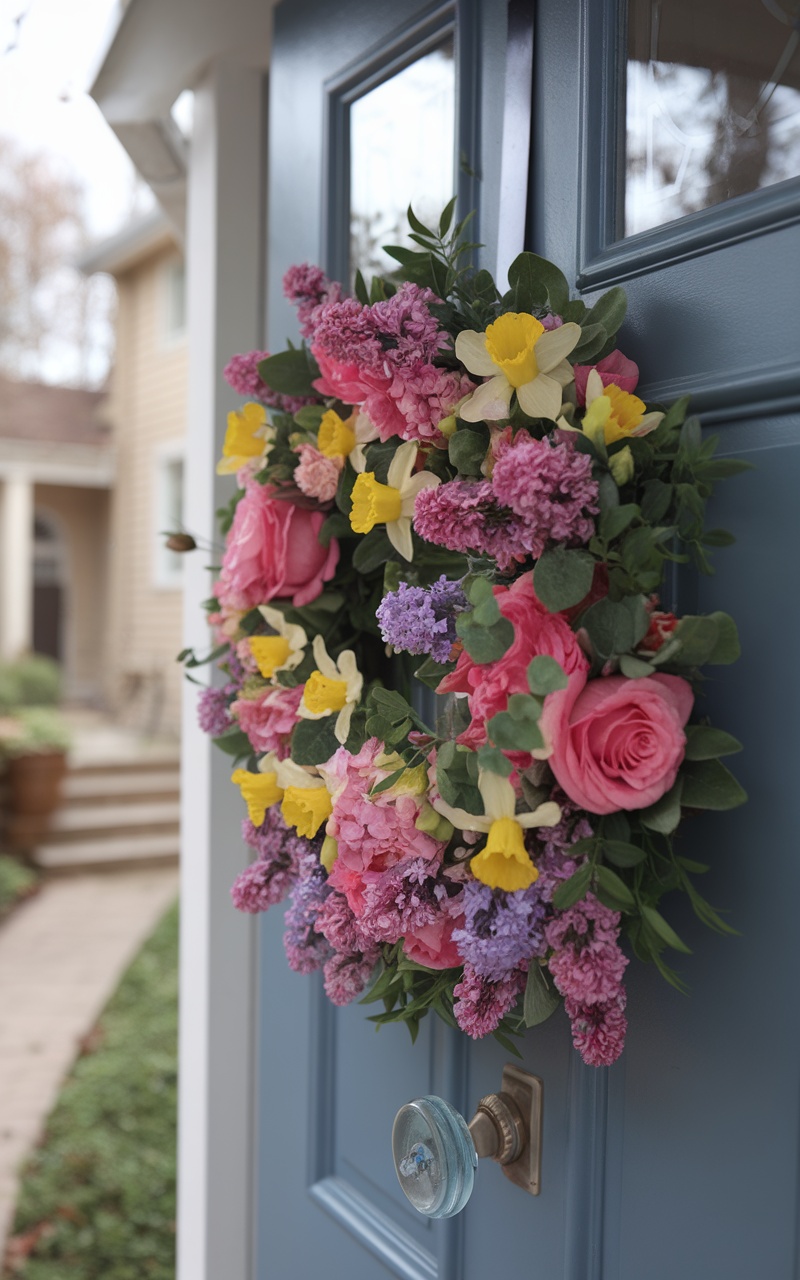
[222,349,314,417]
[196,683,235,737]
[231,810,311,913]
[376,576,468,663]
[414,434,599,570]
[453,881,546,981]
[282,852,332,974]
[282,262,341,338]
[358,858,448,945]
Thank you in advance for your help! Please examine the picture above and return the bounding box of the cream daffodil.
[216,402,273,475]
[251,605,308,680]
[582,369,663,446]
[349,440,439,561]
[455,313,582,423]
[298,634,363,743]
[319,407,379,473]
[273,756,334,838]
[432,768,561,892]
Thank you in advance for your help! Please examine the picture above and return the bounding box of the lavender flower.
[453,881,546,981]
[283,852,332,973]
[197,684,234,737]
[376,576,468,663]
[230,811,309,914]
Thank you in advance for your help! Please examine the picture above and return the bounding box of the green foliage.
[0,854,39,920]
[533,547,595,612]
[0,708,71,758]
[8,903,178,1280]
[257,346,319,397]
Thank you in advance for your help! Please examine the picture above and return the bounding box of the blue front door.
[256,2,800,1275]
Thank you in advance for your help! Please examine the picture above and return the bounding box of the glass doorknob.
[392,1064,543,1218]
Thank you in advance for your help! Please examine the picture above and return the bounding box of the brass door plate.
[498,1063,543,1196]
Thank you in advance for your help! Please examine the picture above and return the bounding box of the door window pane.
[349,39,455,281]
[625,0,800,238]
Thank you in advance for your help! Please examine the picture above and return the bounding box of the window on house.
[154,447,185,588]
[163,258,187,341]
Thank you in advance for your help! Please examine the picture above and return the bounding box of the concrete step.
[34,831,180,874]
[67,752,180,776]
[45,800,180,842]
[62,770,181,804]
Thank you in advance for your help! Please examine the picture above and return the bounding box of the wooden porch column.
[0,473,34,659]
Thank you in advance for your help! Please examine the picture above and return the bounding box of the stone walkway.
[0,866,179,1248]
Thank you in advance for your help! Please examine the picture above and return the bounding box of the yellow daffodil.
[608,444,635,486]
[274,756,334,838]
[320,834,339,872]
[582,369,663,445]
[432,768,561,892]
[231,762,283,826]
[349,440,440,561]
[216,402,273,475]
[298,634,363,744]
[250,605,308,680]
[455,313,582,423]
[318,409,357,458]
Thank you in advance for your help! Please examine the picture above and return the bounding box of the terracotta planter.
[7,750,67,817]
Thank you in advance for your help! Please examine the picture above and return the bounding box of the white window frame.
[161,254,187,346]
[153,439,186,590]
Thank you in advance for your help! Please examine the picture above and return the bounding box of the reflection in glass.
[350,40,455,281]
[625,0,800,237]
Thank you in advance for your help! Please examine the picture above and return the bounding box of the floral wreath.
[186,203,748,1067]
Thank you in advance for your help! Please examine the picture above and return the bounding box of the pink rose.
[403,912,463,970]
[217,480,339,610]
[438,573,589,763]
[231,683,304,756]
[547,673,693,814]
[573,350,640,407]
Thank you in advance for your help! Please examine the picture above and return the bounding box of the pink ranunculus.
[231,683,305,756]
[573,350,640,407]
[547,673,693,814]
[437,573,589,764]
[402,912,463,970]
[217,480,339,611]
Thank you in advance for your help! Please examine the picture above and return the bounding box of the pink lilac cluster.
[376,576,468,663]
[491,434,599,557]
[293,443,343,502]
[413,480,530,572]
[358,857,454,946]
[314,887,382,1006]
[282,262,341,338]
[545,894,629,1066]
[230,809,310,913]
[453,963,526,1039]
[453,881,546,982]
[223,349,314,417]
[231,683,304,757]
[414,435,599,570]
[196,683,235,737]
[308,284,472,446]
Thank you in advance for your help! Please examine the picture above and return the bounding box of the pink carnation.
[325,739,445,916]
[573,350,639,407]
[231,683,304,756]
[546,673,693,814]
[217,480,339,611]
[293,444,343,502]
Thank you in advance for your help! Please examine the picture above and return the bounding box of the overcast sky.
[0,0,147,239]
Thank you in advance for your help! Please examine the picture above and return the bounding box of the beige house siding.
[104,241,187,736]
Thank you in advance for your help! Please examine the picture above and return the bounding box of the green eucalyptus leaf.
[571,323,607,363]
[527,655,568,695]
[599,503,640,543]
[684,725,743,761]
[211,727,252,760]
[486,710,544,752]
[506,252,550,312]
[641,905,692,954]
[584,285,627,336]
[257,348,318,397]
[680,759,747,810]
[352,528,396,573]
[477,745,514,776]
[523,963,561,1028]
[449,423,490,476]
[639,780,683,833]
[705,612,741,664]
[456,612,514,663]
[533,547,595,612]
[619,654,656,678]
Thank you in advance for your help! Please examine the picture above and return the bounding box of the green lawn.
[3,902,178,1280]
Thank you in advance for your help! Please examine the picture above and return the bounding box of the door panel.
[258,0,800,1276]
